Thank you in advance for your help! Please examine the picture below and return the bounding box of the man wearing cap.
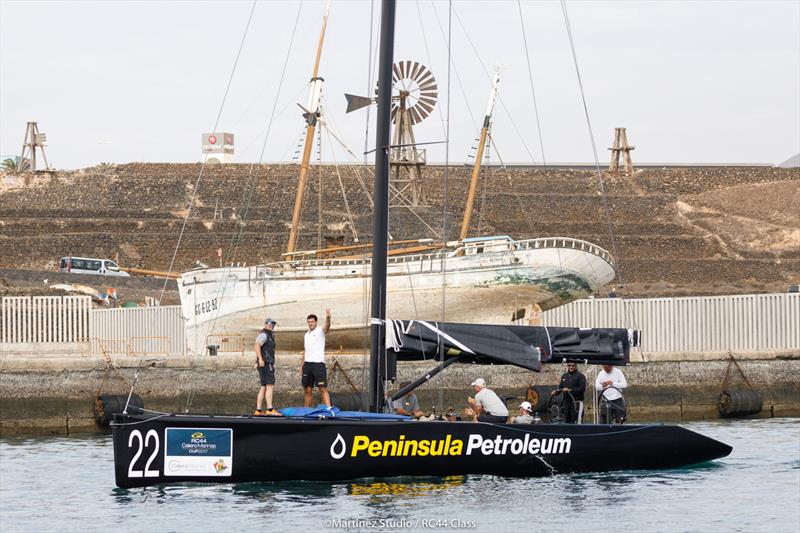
[511,401,535,424]
[254,319,279,416]
[465,378,509,423]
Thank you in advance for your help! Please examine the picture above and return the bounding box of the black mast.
[368,0,396,413]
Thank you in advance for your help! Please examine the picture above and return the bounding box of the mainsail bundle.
[384,319,640,372]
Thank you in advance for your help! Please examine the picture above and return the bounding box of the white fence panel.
[89,305,186,356]
[543,293,800,353]
[0,296,91,344]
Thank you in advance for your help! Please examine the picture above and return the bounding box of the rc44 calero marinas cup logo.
[165,428,233,477]
[329,432,572,459]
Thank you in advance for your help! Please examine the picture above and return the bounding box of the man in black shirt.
[551,362,586,423]
[254,318,280,416]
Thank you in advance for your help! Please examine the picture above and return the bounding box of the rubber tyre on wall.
[95,394,144,425]
[718,389,762,417]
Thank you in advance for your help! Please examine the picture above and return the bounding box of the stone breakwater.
[1,164,798,298]
[0,351,797,435]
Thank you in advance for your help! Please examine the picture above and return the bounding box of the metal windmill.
[345,60,437,206]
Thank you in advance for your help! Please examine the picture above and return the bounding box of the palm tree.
[1,158,29,173]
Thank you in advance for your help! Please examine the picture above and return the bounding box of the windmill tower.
[19,121,52,172]
[608,127,635,175]
[346,60,438,207]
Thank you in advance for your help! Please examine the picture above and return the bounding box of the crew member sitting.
[511,401,534,424]
[391,382,424,418]
[551,362,586,423]
[465,378,509,423]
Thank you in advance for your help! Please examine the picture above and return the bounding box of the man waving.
[301,308,332,408]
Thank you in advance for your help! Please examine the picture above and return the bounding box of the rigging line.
[517,0,547,167]
[429,0,479,132]
[320,118,439,240]
[322,117,434,243]
[363,0,375,165]
[324,127,360,242]
[437,0,454,411]
[198,0,304,344]
[157,0,257,307]
[487,132,507,169]
[450,3,538,165]
[235,84,309,157]
[319,115,374,207]
[477,135,490,233]
[317,120,323,250]
[416,0,448,139]
[559,0,628,309]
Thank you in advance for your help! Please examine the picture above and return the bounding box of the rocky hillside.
[1,163,797,297]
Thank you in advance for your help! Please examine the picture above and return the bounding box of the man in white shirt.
[595,364,628,424]
[465,378,509,423]
[301,308,332,407]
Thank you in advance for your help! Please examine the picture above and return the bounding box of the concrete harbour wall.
[1,351,797,435]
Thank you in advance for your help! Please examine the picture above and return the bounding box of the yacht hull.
[112,413,732,488]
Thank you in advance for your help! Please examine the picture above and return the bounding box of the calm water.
[1,418,798,533]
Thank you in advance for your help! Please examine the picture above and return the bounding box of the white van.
[58,257,130,277]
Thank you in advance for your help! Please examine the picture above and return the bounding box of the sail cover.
[384,320,640,371]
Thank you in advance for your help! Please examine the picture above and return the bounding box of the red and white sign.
[208,135,217,145]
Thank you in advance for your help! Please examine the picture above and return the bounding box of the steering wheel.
[547,389,576,424]
[598,386,627,424]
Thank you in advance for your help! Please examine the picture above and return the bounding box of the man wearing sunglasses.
[552,362,586,423]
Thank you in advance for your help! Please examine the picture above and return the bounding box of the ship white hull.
[179,238,615,354]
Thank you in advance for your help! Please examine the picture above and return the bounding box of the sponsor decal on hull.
[164,428,233,477]
[329,433,571,459]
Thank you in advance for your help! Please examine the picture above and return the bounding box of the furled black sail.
[384,319,639,371]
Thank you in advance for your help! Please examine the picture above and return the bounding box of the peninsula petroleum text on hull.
[180,236,616,353]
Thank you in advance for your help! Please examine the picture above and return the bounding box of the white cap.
[470,378,486,387]
[519,401,532,412]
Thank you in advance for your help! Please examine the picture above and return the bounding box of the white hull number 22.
[128,429,160,478]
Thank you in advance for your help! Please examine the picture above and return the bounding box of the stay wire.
[363,0,375,165]
[517,0,547,167]
[198,1,304,345]
[450,3,538,164]
[157,0,257,308]
[429,1,479,132]
[416,0,448,139]
[560,0,633,327]
[436,0,454,413]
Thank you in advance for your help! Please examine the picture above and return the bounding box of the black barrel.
[329,392,364,412]
[95,394,144,425]
[718,389,762,417]
[526,385,553,413]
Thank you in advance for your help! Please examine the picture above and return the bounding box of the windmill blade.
[344,93,374,113]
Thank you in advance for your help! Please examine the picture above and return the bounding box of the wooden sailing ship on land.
[178,4,615,354]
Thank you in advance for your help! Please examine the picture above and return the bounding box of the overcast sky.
[1,0,798,169]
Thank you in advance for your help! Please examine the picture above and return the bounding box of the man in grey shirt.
[465,378,509,423]
[391,382,424,418]
[511,401,534,424]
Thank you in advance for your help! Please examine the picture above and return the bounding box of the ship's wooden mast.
[286,2,331,258]
[459,70,500,241]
